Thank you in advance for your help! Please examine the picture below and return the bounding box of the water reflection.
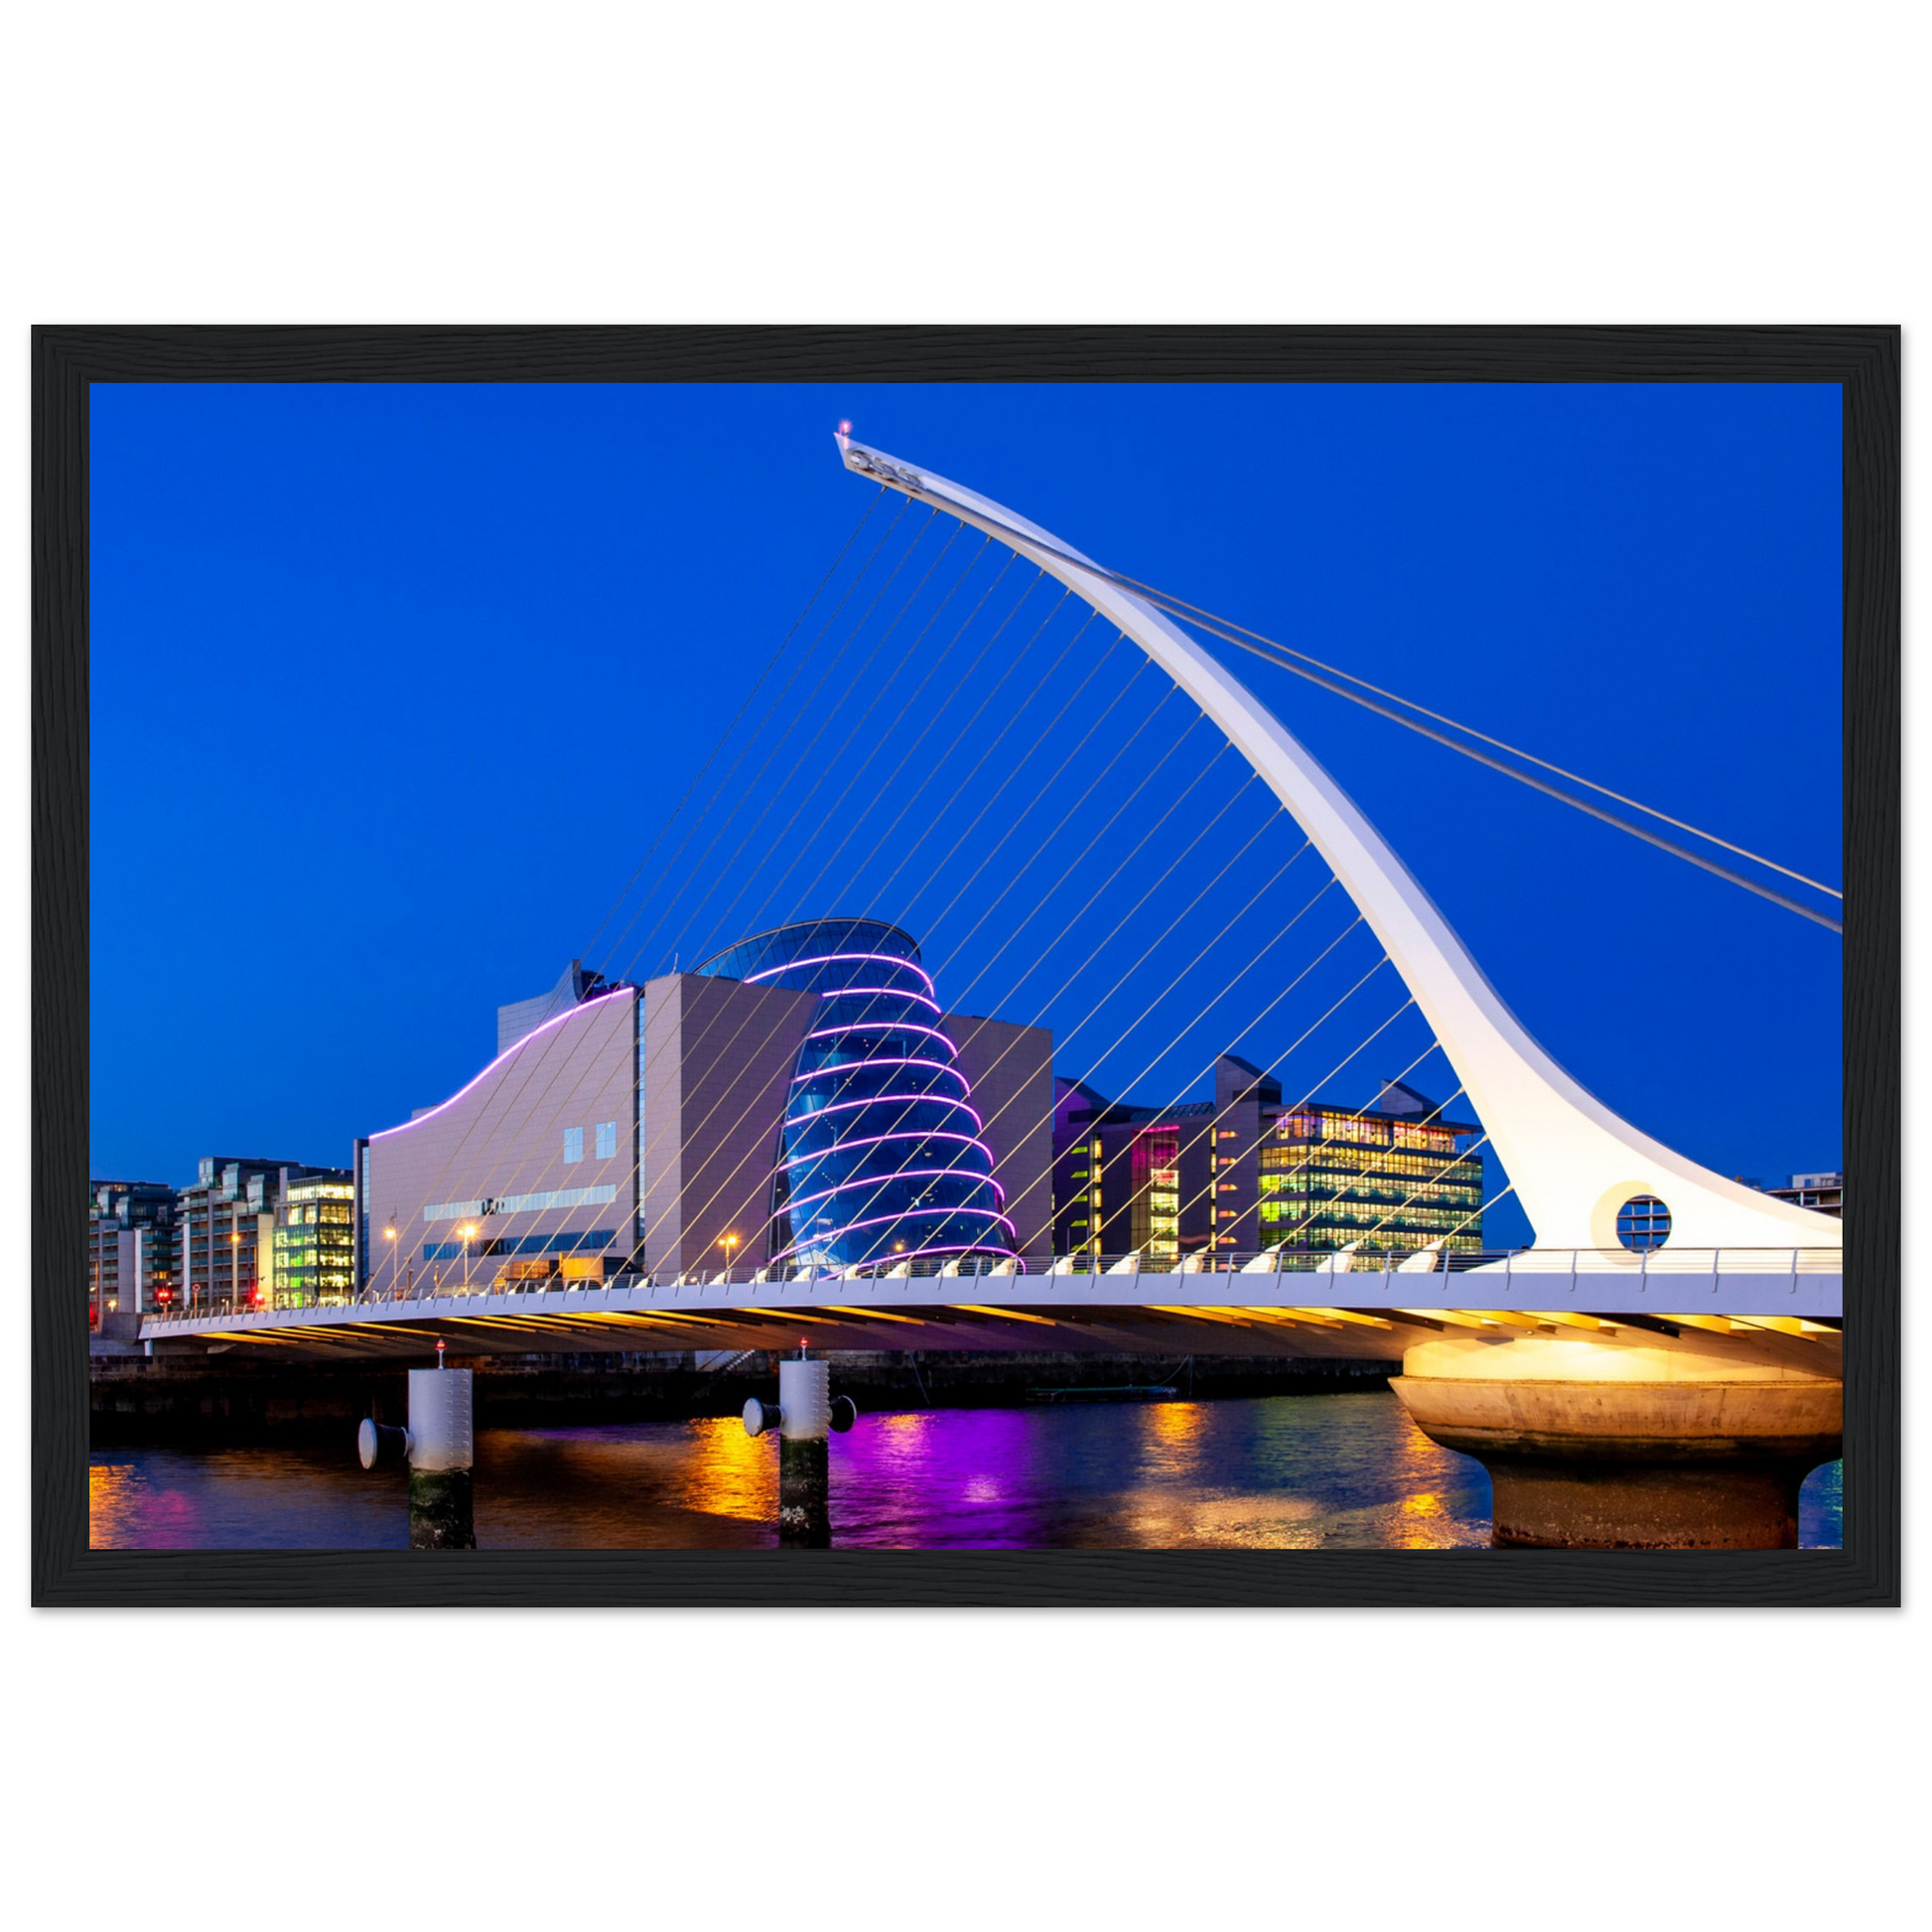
[87,1392,1847,1554]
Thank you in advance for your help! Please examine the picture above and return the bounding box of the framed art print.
[32,325,1899,1606]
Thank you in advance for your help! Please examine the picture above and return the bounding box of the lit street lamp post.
[384,1223,398,1299]
[460,1223,477,1293]
[719,1232,739,1278]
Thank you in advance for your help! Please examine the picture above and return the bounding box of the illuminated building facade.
[172,1156,339,1311]
[1053,1062,1484,1263]
[359,927,1051,1289]
[694,920,1023,1273]
[88,1180,176,1322]
[363,980,642,1295]
[269,1169,357,1304]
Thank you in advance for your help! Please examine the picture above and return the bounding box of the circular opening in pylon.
[1615,1194,1672,1251]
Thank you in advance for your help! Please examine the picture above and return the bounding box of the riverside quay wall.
[89,1349,1398,1443]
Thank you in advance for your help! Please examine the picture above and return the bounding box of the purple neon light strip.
[788,1203,1018,1243]
[745,951,936,992]
[778,1128,991,1172]
[782,1168,1007,1216]
[798,1093,986,1132]
[772,1208,1019,1264]
[819,987,942,1014]
[791,1056,970,1088]
[367,988,634,1140]
[804,1022,957,1048]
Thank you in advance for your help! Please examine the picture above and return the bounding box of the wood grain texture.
[32,325,1901,1608]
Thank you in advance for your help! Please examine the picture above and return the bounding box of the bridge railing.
[134,1245,1843,1324]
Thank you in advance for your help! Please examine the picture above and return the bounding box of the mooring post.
[356,1350,477,1550]
[404,1362,476,1549]
[743,1347,857,1547]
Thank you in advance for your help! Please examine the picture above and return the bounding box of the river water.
[88,1391,1845,1552]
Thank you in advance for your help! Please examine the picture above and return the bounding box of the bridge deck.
[138,1258,1843,1364]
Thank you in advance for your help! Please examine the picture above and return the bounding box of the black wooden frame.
[32,326,1900,1607]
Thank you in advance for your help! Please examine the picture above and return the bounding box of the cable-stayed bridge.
[139,1245,1843,1357]
[140,436,1843,1546]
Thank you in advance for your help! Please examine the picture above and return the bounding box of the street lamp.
[383,1224,398,1299]
[229,1229,241,1311]
[460,1223,478,1293]
[719,1232,739,1277]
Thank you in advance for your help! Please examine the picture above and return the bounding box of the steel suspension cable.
[578,485,890,967]
[1128,990,1426,1274]
[591,493,923,989]
[1228,1037,1452,1250]
[1035,936,1396,1267]
[896,475,1843,916]
[625,583,1128,1267]
[789,765,1286,1264]
[492,529,1001,1280]
[627,600,1147,1269]
[393,505,963,1289]
[831,781,1291,1229]
[365,490,912,1289]
[757,705,1242,1261]
[1264,1070,1479,1253]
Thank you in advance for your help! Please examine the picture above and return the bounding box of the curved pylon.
[837,434,1838,1254]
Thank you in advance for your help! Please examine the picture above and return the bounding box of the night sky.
[90,381,1842,1248]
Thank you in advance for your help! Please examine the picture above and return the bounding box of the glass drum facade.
[697,919,1017,1273]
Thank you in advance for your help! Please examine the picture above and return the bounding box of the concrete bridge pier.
[1391,1331,1842,1549]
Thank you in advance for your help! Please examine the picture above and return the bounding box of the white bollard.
[777,1357,831,1441]
[744,1354,859,1545]
[407,1367,474,1473]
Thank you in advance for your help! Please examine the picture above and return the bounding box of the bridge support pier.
[358,1366,477,1549]
[1390,1332,1841,1549]
[745,1354,857,1548]
[406,1366,477,1550]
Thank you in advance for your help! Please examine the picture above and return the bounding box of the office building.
[1764,1171,1843,1217]
[174,1156,338,1311]
[1053,1060,1484,1264]
[268,1168,357,1304]
[88,1180,177,1320]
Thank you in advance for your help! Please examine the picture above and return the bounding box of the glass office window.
[563,1126,584,1165]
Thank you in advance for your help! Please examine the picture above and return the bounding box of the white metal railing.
[135,1245,1843,1324]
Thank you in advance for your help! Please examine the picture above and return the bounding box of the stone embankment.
[90,1348,1396,1443]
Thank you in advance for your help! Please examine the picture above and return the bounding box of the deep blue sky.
[91,381,1841,1247]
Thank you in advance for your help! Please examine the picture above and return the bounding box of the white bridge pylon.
[837,435,1839,1257]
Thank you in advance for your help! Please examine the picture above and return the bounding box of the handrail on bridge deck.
[136,1245,1843,1325]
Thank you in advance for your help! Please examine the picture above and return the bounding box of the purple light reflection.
[832,1408,1050,1552]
